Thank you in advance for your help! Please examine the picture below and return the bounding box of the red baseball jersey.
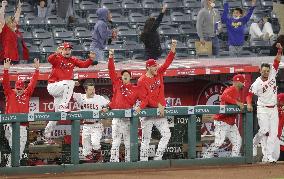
[138,51,175,108]
[108,57,140,109]
[48,53,93,83]
[3,69,39,126]
[0,24,29,61]
[214,86,242,125]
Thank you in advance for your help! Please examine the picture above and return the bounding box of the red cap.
[61,42,73,49]
[233,74,245,83]
[15,80,25,89]
[146,59,158,68]
[278,93,284,103]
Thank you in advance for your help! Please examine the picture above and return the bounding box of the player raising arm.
[246,43,282,163]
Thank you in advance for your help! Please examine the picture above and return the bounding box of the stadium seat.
[79,1,99,17]
[183,0,201,9]
[24,15,45,29]
[19,28,33,43]
[111,12,129,26]
[260,0,273,9]
[123,40,144,58]
[250,39,271,52]
[74,27,92,42]
[132,53,145,60]
[142,0,161,11]
[223,0,242,8]
[242,0,261,8]
[117,25,139,41]
[162,0,183,10]
[45,15,66,30]
[32,28,53,45]
[129,12,147,28]
[150,12,172,25]
[25,42,41,62]
[86,13,98,28]
[158,25,180,41]
[21,2,34,14]
[122,0,143,13]
[53,28,77,45]
[170,11,191,24]
[101,0,122,13]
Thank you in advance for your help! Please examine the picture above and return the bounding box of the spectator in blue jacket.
[90,8,117,61]
[221,0,256,57]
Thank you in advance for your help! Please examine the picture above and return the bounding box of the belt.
[259,105,276,108]
[83,120,99,124]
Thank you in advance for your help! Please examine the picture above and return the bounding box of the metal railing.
[0,105,253,175]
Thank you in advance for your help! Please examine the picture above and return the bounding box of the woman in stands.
[140,5,167,60]
[271,35,284,56]
[0,0,29,64]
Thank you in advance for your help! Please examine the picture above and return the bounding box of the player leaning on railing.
[2,58,40,167]
[203,74,245,158]
[107,49,141,163]
[247,43,283,163]
[135,40,176,161]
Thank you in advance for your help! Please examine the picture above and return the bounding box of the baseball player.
[73,80,109,161]
[107,49,140,162]
[247,43,282,163]
[203,74,245,158]
[44,42,97,139]
[2,58,39,166]
[135,40,176,161]
[277,93,284,160]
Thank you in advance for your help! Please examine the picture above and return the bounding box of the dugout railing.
[0,105,253,175]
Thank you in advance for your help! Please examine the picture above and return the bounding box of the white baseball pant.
[260,136,280,162]
[203,120,242,158]
[4,124,27,167]
[254,106,279,162]
[250,22,274,40]
[82,122,104,157]
[110,118,130,162]
[45,80,75,138]
[140,117,171,161]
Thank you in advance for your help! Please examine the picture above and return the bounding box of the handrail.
[0,105,253,173]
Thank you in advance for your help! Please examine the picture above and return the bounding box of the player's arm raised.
[158,39,176,74]
[0,0,7,33]
[107,49,118,81]
[2,58,12,95]
[26,58,40,96]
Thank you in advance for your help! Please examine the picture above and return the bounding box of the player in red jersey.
[2,58,39,166]
[136,40,176,161]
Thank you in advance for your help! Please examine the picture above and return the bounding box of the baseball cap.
[61,42,73,49]
[278,93,284,103]
[232,74,245,83]
[146,59,158,68]
[15,80,25,90]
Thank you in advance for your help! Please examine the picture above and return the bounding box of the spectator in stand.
[0,1,29,64]
[140,5,167,60]
[37,0,48,18]
[250,16,275,42]
[90,8,117,61]
[221,0,256,57]
[270,35,284,56]
[196,0,222,56]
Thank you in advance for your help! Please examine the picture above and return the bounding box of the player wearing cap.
[44,42,97,139]
[73,80,109,162]
[203,74,245,158]
[107,49,141,162]
[2,58,40,166]
[247,43,282,163]
[135,40,176,161]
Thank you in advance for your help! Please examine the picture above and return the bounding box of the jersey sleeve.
[249,81,259,96]
[101,96,110,107]
[73,92,84,106]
